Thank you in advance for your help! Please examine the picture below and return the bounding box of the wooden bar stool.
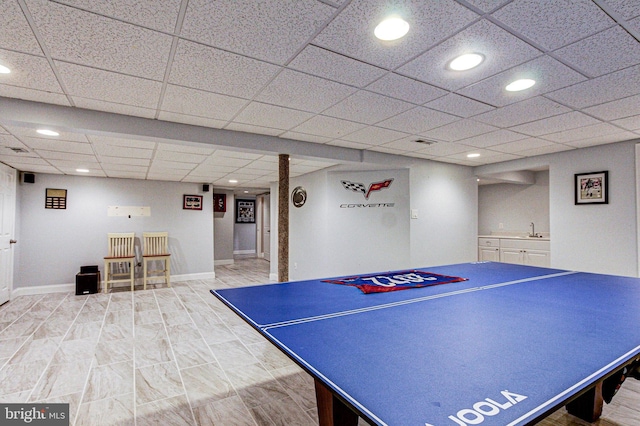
[143,232,171,290]
[103,233,136,293]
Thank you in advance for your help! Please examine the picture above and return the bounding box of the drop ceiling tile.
[564,130,637,147]
[56,167,106,177]
[341,126,408,145]
[26,0,173,80]
[212,150,263,160]
[99,156,150,166]
[457,55,586,107]
[157,111,228,129]
[93,144,153,158]
[233,103,314,131]
[424,94,495,118]
[255,69,356,113]
[463,0,512,13]
[205,156,254,167]
[0,156,47,166]
[154,150,207,163]
[612,115,640,131]
[515,143,574,157]
[489,137,556,154]
[378,138,430,153]
[2,0,43,55]
[88,135,156,150]
[149,160,194,170]
[473,96,571,127]
[546,64,640,108]
[158,144,215,156]
[56,61,162,109]
[185,171,228,180]
[582,94,640,120]
[398,19,541,91]
[37,150,98,162]
[365,73,447,104]
[509,111,602,136]
[289,115,365,139]
[459,129,527,148]
[101,164,148,173]
[6,126,89,142]
[224,122,283,137]
[147,172,188,181]
[602,0,640,19]
[162,85,248,121]
[107,171,148,180]
[540,122,627,143]
[22,139,94,154]
[554,26,640,77]
[73,97,157,119]
[491,0,614,51]
[56,0,182,33]
[181,0,335,64]
[377,106,458,134]
[241,160,278,172]
[414,141,471,157]
[0,84,70,106]
[288,45,386,87]
[170,40,281,99]
[280,131,332,144]
[421,119,497,142]
[323,91,414,125]
[313,0,478,70]
[0,49,62,92]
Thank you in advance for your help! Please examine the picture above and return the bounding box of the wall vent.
[413,139,438,146]
[8,147,29,153]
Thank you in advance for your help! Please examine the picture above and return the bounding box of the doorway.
[0,163,17,305]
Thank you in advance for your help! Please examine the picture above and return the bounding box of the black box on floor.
[76,271,100,295]
[80,265,99,274]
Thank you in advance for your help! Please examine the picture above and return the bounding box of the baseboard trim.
[11,272,216,297]
[214,259,234,266]
[233,250,256,255]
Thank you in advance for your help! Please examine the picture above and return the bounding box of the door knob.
[9,239,17,244]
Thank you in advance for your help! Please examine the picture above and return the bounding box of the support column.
[278,154,289,282]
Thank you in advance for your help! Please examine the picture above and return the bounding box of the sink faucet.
[529,222,535,237]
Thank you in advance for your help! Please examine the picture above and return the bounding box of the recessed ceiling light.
[36,129,59,136]
[76,169,89,173]
[374,16,410,41]
[228,179,238,184]
[467,153,481,158]
[506,79,536,92]
[448,53,484,71]
[0,65,10,74]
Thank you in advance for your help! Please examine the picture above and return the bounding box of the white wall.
[475,140,639,276]
[478,171,549,235]
[16,174,214,288]
[409,160,478,267]
[213,189,235,264]
[280,160,478,281]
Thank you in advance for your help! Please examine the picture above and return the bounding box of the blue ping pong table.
[210,262,640,426]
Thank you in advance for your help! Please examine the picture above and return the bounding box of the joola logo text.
[424,390,527,426]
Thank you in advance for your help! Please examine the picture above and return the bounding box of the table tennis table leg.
[315,378,359,426]
[565,381,603,422]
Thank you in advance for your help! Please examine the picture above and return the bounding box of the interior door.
[0,163,17,305]
[262,194,271,262]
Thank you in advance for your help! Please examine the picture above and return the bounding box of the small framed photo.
[575,171,608,205]
[236,199,255,223]
[183,194,203,210]
[213,194,226,212]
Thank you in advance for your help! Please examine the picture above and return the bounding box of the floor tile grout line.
[151,287,198,425]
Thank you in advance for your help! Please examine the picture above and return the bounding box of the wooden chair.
[103,233,135,293]
[143,232,170,290]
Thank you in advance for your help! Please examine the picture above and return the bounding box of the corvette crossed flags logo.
[341,179,394,199]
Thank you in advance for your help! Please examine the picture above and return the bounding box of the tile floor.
[0,257,638,426]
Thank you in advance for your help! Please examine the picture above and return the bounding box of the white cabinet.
[478,238,500,261]
[499,239,551,267]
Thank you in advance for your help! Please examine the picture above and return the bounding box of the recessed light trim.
[228,179,238,184]
[76,168,89,173]
[374,16,410,41]
[448,53,484,71]
[0,65,10,74]
[467,153,481,158]
[506,79,536,92]
[36,129,59,136]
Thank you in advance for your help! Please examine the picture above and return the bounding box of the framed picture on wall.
[183,194,203,210]
[575,171,608,205]
[236,199,255,223]
[213,194,226,212]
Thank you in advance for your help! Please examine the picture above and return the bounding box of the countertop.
[478,234,550,241]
